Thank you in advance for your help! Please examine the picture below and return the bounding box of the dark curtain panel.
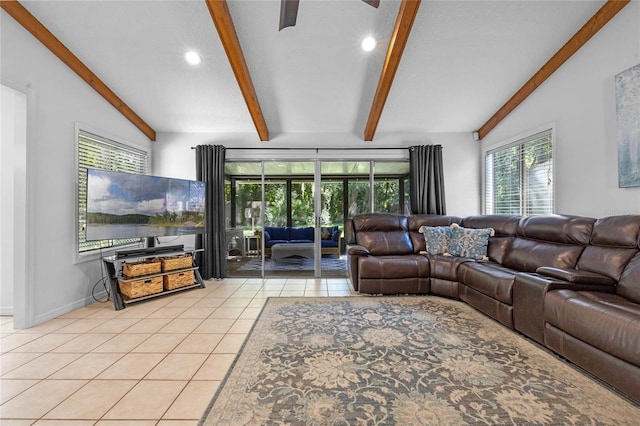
[195,145,227,279]
[409,145,447,215]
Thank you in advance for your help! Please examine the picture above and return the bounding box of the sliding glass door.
[224,162,263,278]
[224,159,409,278]
[263,161,316,278]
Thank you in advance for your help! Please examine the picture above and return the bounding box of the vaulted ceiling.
[4,0,627,142]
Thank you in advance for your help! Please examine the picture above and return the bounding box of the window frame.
[224,160,409,230]
[482,124,556,216]
[74,124,150,263]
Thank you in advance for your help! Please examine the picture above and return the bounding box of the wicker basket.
[119,276,163,299]
[163,270,194,290]
[161,255,192,272]
[122,259,161,278]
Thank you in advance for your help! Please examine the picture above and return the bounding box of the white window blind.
[77,131,148,253]
[485,129,553,216]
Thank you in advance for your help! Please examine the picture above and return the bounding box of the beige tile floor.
[0,277,355,425]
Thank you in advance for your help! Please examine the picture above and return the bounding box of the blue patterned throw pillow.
[449,224,494,260]
[419,225,453,255]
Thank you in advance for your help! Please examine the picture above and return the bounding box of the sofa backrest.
[264,226,314,242]
[502,215,594,272]
[265,226,290,241]
[618,252,640,303]
[461,215,520,264]
[290,226,313,241]
[577,215,640,282]
[349,213,413,256]
[407,215,462,253]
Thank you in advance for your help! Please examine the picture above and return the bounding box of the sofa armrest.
[536,267,616,286]
[513,272,616,345]
[347,244,370,256]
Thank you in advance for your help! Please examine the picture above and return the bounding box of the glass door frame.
[260,160,339,278]
[313,161,321,277]
[225,155,410,279]
[260,160,320,278]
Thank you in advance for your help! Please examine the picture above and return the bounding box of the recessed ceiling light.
[185,51,201,65]
[361,36,376,52]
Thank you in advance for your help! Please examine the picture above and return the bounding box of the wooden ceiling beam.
[1,0,157,141]
[205,0,269,141]
[364,0,421,142]
[475,0,630,141]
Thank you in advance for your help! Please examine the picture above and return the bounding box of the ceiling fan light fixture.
[361,36,376,52]
[185,51,201,65]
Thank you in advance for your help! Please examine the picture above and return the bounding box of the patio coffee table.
[271,243,314,260]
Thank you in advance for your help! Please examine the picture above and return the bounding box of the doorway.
[224,159,409,278]
[1,84,29,327]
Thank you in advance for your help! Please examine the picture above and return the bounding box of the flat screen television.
[85,169,206,241]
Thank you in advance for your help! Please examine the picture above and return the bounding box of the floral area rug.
[200,297,639,425]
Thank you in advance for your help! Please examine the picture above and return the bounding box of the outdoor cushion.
[290,227,313,240]
[265,226,289,241]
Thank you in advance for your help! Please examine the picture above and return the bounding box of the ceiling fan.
[279,0,380,31]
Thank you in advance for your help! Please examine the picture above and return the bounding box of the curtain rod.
[190,146,413,150]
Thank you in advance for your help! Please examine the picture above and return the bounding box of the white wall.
[1,12,152,326]
[0,85,27,316]
[5,2,634,327]
[153,131,480,218]
[480,2,640,218]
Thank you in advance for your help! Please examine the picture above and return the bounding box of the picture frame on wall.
[616,63,640,188]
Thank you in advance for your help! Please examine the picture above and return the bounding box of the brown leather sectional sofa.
[345,213,640,404]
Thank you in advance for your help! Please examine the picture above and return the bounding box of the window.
[77,130,148,253]
[485,129,553,215]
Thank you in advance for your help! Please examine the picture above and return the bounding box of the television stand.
[103,247,205,310]
[115,244,186,259]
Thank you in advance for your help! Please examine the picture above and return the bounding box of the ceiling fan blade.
[362,0,380,8]
[279,0,300,31]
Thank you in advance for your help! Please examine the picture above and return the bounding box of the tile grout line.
[0,277,356,424]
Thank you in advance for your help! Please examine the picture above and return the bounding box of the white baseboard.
[33,291,109,326]
[0,306,14,316]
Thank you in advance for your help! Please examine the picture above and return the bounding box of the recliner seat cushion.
[427,254,473,281]
[358,255,430,279]
[544,289,640,366]
[458,262,517,304]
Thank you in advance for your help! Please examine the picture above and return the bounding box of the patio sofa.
[264,225,342,257]
[345,212,640,404]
